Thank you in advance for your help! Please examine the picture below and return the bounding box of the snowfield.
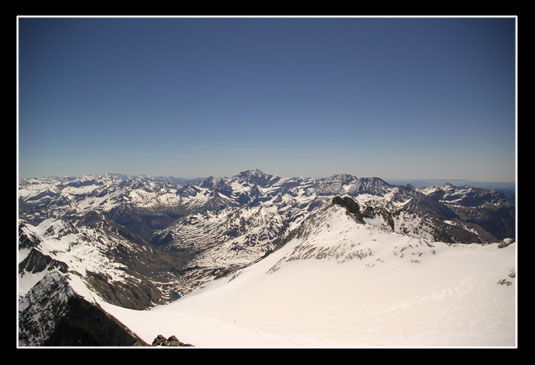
[96,205,516,348]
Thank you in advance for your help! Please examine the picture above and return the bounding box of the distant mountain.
[152,176,205,186]
[386,179,516,201]
[18,170,516,346]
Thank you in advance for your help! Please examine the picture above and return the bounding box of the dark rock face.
[449,204,515,241]
[403,194,458,220]
[84,271,162,311]
[151,334,194,347]
[332,196,397,230]
[422,184,515,240]
[429,219,482,244]
[105,206,184,241]
[19,272,71,346]
[43,296,147,346]
[18,271,147,347]
[19,249,68,275]
[332,196,363,222]
[361,206,395,230]
[18,222,41,250]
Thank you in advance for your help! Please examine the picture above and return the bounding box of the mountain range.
[17,170,516,346]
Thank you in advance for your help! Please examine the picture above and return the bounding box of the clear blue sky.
[18,17,516,182]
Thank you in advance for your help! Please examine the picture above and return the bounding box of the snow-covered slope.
[99,200,516,347]
[18,171,517,346]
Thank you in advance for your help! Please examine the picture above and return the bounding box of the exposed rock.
[19,248,69,275]
[361,206,395,230]
[43,296,148,346]
[451,204,515,241]
[151,334,168,346]
[19,271,147,346]
[332,196,360,214]
[18,222,42,250]
[498,238,515,249]
[151,334,194,347]
[403,193,458,220]
[167,335,181,346]
[332,196,364,223]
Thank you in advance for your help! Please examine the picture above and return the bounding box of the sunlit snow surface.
[95,206,516,348]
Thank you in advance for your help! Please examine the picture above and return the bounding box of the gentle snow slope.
[99,205,516,347]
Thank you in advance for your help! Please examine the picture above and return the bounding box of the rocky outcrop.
[19,248,68,275]
[151,334,194,347]
[18,222,41,250]
[332,196,364,223]
[43,295,148,346]
[19,271,147,346]
[361,206,395,230]
[332,197,396,231]
[498,238,515,248]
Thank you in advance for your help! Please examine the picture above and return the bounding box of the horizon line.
[17,170,516,185]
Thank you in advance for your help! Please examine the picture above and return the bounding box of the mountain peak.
[234,169,279,187]
[441,182,456,190]
[200,176,223,189]
[328,173,355,181]
[237,169,270,177]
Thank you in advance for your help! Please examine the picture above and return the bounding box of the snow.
[129,189,153,204]
[354,194,386,208]
[67,273,100,304]
[75,189,122,211]
[156,192,181,205]
[18,181,58,200]
[99,206,516,348]
[19,269,52,297]
[418,186,441,195]
[61,184,100,195]
[363,215,386,228]
[26,219,134,286]
[19,248,31,263]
